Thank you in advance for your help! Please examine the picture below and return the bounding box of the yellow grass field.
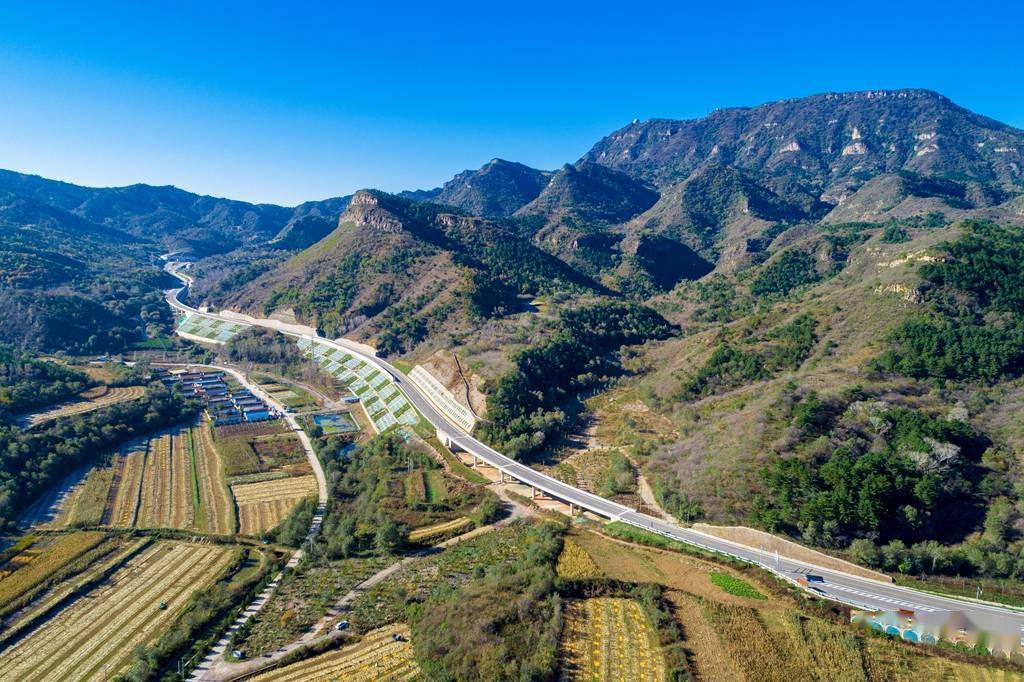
[556,538,601,579]
[232,475,317,535]
[22,385,146,428]
[559,598,666,682]
[0,542,234,682]
[192,422,235,534]
[250,624,418,681]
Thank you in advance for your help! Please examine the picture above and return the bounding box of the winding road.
[164,260,1024,649]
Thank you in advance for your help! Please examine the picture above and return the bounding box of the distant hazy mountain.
[0,170,351,351]
[0,169,349,254]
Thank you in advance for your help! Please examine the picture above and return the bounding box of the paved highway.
[163,261,1024,644]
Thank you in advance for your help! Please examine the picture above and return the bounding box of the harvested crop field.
[0,542,234,682]
[192,421,235,534]
[249,624,418,681]
[574,528,1022,681]
[407,517,472,543]
[559,598,666,682]
[105,447,146,527]
[232,475,317,535]
[21,386,146,428]
[136,430,194,529]
[0,532,105,611]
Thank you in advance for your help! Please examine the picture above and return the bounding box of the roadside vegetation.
[478,301,676,459]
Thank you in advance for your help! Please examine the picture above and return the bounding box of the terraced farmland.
[232,475,317,535]
[20,385,146,428]
[559,598,666,682]
[249,624,418,681]
[38,421,234,534]
[0,542,235,682]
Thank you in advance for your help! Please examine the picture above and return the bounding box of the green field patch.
[709,571,767,600]
[423,470,448,503]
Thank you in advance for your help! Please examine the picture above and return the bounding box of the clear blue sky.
[1,1,1022,205]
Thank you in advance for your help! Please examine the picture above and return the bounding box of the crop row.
[193,422,235,534]
[169,430,193,528]
[251,625,418,682]
[137,433,172,527]
[231,475,317,505]
[0,532,105,610]
[0,542,233,682]
[407,517,472,542]
[560,598,666,682]
[238,499,297,536]
[109,449,146,527]
[23,385,146,428]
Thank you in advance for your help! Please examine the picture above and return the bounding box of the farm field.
[20,385,146,428]
[407,517,472,543]
[249,624,418,682]
[0,532,106,612]
[555,537,600,579]
[18,382,146,425]
[35,420,235,534]
[232,475,317,535]
[191,421,236,534]
[0,541,235,682]
[214,427,306,478]
[1,538,151,640]
[559,597,666,682]
[133,428,195,529]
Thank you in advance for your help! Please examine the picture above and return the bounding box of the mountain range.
[2,88,1023,352]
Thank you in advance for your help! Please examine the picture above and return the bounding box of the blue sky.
[1,1,1022,205]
